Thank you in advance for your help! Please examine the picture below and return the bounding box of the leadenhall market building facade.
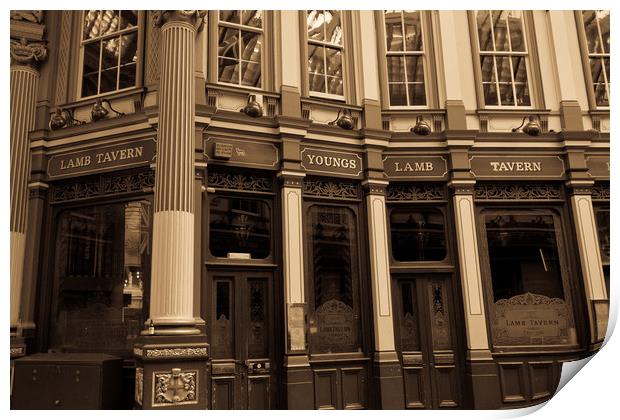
[9,10,610,410]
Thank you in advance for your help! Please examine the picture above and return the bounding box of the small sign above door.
[204,137,279,169]
[586,155,610,179]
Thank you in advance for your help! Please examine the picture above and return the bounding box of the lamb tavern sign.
[470,155,566,179]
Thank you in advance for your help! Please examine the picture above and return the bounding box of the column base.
[464,352,501,409]
[10,334,26,360]
[373,351,405,409]
[283,354,314,409]
[133,334,209,409]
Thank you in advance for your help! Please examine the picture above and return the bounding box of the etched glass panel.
[50,200,151,358]
[485,213,577,346]
[390,207,447,262]
[212,279,234,359]
[308,206,361,353]
[209,196,271,259]
[427,282,451,350]
[595,208,610,263]
[247,279,268,358]
[399,282,420,351]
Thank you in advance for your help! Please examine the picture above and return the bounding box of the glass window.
[218,10,263,87]
[209,196,271,259]
[595,207,610,295]
[581,11,610,106]
[307,205,361,353]
[307,10,344,97]
[80,10,139,98]
[384,10,426,106]
[484,212,577,347]
[475,11,531,106]
[390,207,447,261]
[49,200,151,357]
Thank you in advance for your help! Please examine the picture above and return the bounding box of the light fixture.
[241,94,263,118]
[410,115,431,135]
[329,108,354,130]
[91,98,125,122]
[511,115,541,136]
[48,108,86,130]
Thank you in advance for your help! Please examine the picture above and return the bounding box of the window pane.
[598,11,610,53]
[309,73,326,93]
[507,11,525,52]
[308,44,325,74]
[495,55,511,84]
[389,83,407,106]
[325,47,342,78]
[83,10,102,40]
[240,61,261,87]
[485,213,576,347]
[324,10,342,45]
[512,57,531,106]
[308,206,361,354]
[384,11,404,51]
[326,75,343,96]
[492,11,509,51]
[120,10,138,30]
[582,11,604,54]
[604,57,610,83]
[390,207,447,261]
[219,26,239,60]
[480,55,496,82]
[99,67,118,93]
[408,83,426,106]
[119,63,136,89]
[595,208,610,263]
[483,83,498,105]
[241,30,261,62]
[403,11,423,51]
[82,41,100,97]
[242,10,263,28]
[499,83,514,106]
[220,10,240,24]
[307,10,325,41]
[594,83,609,106]
[477,11,493,51]
[99,10,120,38]
[209,197,271,259]
[50,201,151,358]
[387,56,405,82]
[405,55,424,84]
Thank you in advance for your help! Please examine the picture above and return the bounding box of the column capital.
[152,10,206,31]
[362,179,389,196]
[448,179,476,195]
[278,170,305,188]
[10,37,47,68]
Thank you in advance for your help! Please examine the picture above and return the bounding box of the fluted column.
[149,11,204,334]
[10,34,47,342]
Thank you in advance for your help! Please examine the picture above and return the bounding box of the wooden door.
[394,276,462,409]
[209,271,276,409]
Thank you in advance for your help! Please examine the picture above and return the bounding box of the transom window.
[475,10,531,107]
[384,10,426,106]
[218,11,263,88]
[80,10,138,98]
[580,11,610,107]
[307,10,344,97]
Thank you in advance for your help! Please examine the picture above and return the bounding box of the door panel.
[341,367,365,409]
[209,271,276,409]
[314,369,338,409]
[395,276,462,409]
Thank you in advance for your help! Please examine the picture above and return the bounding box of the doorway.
[393,275,462,409]
[208,271,277,409]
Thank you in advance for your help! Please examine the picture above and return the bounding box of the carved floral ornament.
[10,37,47,65]
[152,10,207,31]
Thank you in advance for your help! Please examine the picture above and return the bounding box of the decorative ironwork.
[153,368,198,406]
[592,183,610,201]
[145,347,208,359]
[386,184,445,202]
[302,179,359,199]
[208,171,273,193]
[474,183,562,201]
[50,170,154,203]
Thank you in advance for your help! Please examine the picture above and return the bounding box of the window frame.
[76,10,145,101]
[376,10,439,110]
[468,10,545,110]
[575,10,611,110]
[207,10,274,92]
[300,10,356,102]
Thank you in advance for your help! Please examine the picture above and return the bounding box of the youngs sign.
[300,147,363,177]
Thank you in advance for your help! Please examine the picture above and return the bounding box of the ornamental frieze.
[302,179,360,199]
[208,172,274,193]
[474,183,562,201]
[145,347,208,359]
[386,184,446,202]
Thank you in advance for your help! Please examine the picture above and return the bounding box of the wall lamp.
[410,115,431,135]
[241,94,263,118]
[511,115,541,136]
[91,98,125,122]
[48,108,86,130]
[329,108,354,130]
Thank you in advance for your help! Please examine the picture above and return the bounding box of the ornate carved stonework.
[135,367,144,406]
[386,184,445,202]
[474,183,562,201]
[592,183,610,201]
[152,10,206,31]
[51,170,155,203]
[145,347,208,359]
[10,11,44,23]
[302,179,359,199]
[153,368,198,406]
[10,346,25,357]
[10,37,47,66]
[208,171,273,193]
